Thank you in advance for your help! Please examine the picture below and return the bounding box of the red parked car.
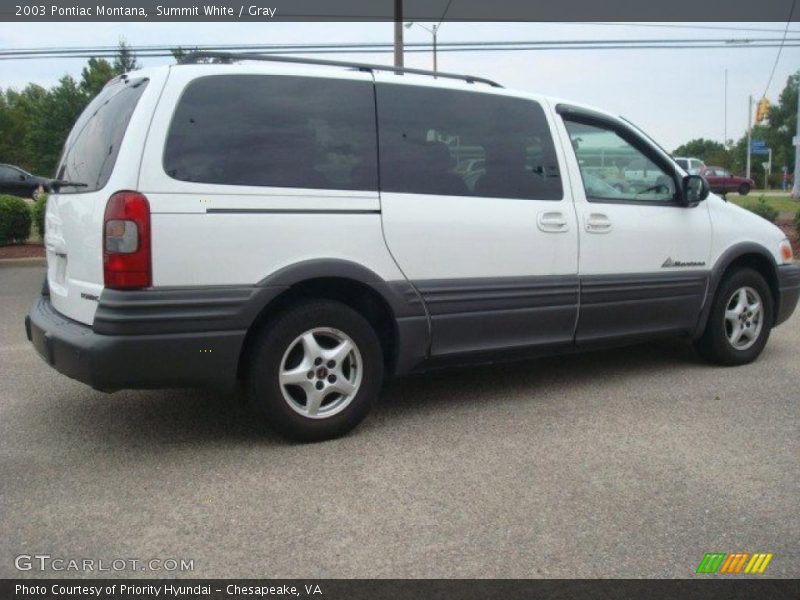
[700,166,754,196]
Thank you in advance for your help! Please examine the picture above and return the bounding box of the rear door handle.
[585,213,612,233]
[537,211,569,233]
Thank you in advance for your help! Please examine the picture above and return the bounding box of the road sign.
[751,140,769,155]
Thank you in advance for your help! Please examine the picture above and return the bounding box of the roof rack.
[178,51,503,88]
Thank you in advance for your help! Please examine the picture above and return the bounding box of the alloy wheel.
[278,327,363,419]
[723,286,763,351]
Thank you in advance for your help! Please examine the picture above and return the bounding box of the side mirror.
[681,174,709,206]
[19,174,26,181]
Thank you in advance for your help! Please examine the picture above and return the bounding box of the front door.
[556,108,712,344]
[375,79,579,358]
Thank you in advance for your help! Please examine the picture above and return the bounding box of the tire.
[694,268,773,366]
[246,299,383,441]
[738,183,751,196]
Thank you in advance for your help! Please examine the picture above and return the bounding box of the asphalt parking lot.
[1,263,798,578]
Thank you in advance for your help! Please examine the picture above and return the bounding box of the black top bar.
[178,51,504,88]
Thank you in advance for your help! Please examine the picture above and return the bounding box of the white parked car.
[26,55,800,441]
[674,157,706,175]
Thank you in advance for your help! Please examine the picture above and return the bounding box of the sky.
[0,21,798,151]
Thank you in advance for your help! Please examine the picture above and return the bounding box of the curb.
[0,257,46,267]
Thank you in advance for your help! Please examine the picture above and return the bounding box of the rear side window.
[163,75,378,191]
[375,84,562,200]
[56,78,149,193]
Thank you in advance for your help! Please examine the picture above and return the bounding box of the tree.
[171,46,197,62]
[80,57,115,97]
[671,70,800,185]
[0,84,48,170]
[171,46,227,64]
[26,76,88,175]
[672,138,731,167]
[728,70,799,185]
[112,38,140,74]
[765,70,799,174]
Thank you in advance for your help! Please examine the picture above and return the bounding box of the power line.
[763,0,797,97]
[1,36,798,59]
[578,22,800,35]
[437,0,454,28]
[3,42,799,61]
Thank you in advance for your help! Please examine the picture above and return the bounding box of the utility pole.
[393,0,403,68]
[765,148,772,190]
[405,22,439,74]
[746,95,753,180]
[793,79,800,199]
[723,69,728,144]
[432,25,438,74]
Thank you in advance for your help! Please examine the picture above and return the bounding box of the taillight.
[103,191,151,289]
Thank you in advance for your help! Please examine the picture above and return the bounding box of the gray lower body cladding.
[26,295,244,391]
[776,263,800,325]
[25,265,800,391]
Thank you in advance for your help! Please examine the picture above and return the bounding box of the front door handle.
[537,211,569,233]
[585,213,612,233]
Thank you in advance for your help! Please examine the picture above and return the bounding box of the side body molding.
[692,242,779,338]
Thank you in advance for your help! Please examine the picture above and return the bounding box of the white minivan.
[26,54,800,441]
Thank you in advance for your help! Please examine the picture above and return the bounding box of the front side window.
[375,84,562,200]
[163,75,378,191]
[564,119,676,203]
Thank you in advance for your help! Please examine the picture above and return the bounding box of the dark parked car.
[700,166,754,196]
[0,164,51,199]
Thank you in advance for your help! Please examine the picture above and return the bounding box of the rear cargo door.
[46,76,152,325]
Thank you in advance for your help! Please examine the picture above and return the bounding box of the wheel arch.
[694,242,780,337]
[237,259,429,380]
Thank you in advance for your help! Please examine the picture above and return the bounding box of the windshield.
[55,77,148,193]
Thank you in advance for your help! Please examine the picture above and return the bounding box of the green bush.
[0,195,32,245]
[32,193,47,238]
[744,195,779,223]
[795,208,800,233]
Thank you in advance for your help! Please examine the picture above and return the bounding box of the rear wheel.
[246,300,383,441]
[738,183,751,196]
[695,268,772,365]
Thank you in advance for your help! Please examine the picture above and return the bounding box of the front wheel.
[695,268,773,365]
[738,183,751,196]
[246,300,384,441]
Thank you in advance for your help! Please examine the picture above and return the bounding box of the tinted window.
[376,84,562,200]
[163,75,377,191]
[0,166,19,179]
[564,119,676,203]
[675,159,688,170]
[56,78,148,193]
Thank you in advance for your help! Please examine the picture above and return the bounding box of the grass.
[728,191,800,217]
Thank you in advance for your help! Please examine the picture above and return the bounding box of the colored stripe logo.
[696,552,773,574]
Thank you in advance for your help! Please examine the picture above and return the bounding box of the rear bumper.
[776,264,800,326]
[25,295,245,391]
